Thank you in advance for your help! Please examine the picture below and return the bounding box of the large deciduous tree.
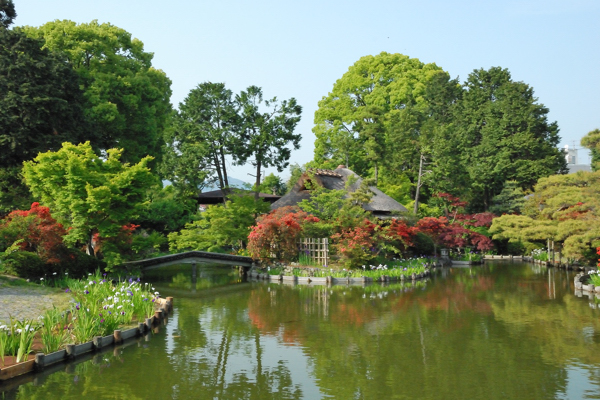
[22,142,156,267]
[312,52,458,191]
[236,86,302,199]
[0,26,90,169]
[454,67,566,210]
[0,10,92,213]
[22,20,172,164]
[162,82,240,197]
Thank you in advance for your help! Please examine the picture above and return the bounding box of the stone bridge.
[124,251,254,271]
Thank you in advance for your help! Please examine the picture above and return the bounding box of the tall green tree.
[22,142,156,267]
[0,0,16,28]
[581,128,600,171]
[313,52,458,189]
[454,67,566,210]
[22,20,172,164]
[162,82,240,197]
[0,8,93,213]
[0,26,91,169]
[236,86,302,199]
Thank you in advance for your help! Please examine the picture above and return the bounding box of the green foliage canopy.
[22,20,173,164]
[581,128,600,171]
[0,27,91,169]
[236,86,302,198]
[22,142,155,266]
[313,52,458,188]
[490,171,600,261]
[168,194,269,253]
[162,82,239,196]
[0,0,16,29]
[454,67,567,209]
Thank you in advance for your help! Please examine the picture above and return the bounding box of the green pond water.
[3,262,600,399]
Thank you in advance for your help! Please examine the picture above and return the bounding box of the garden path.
[0,281,71,323]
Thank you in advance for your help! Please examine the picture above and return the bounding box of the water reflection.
[6,263,600,399]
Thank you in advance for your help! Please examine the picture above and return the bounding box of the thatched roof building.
[270,166,407,218]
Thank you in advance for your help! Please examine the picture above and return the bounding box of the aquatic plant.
[0,317,38,363]
[39,307,69,354]
[531,249,548,261]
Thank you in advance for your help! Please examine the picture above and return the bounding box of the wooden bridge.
[124,251,254,271]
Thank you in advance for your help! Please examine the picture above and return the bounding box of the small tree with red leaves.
[432,192,467,222]
[92,223,141,266]
[248,207,319,263]
[331,219,381,268]
[383,219,417,256]
[416,216,448,256]
[0,202,66,264]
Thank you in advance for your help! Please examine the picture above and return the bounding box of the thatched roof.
[270,167,407,216]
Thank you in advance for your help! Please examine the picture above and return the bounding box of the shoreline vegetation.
[0,271,162,370]
[256,256,433,281]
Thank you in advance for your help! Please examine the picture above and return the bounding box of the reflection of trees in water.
[169,271,240,290]
[246,266,590,399]
[167,292,303,399]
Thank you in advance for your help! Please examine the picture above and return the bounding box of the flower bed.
[0,272,169,381]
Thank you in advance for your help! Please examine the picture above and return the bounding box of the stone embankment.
[574,273,600,294]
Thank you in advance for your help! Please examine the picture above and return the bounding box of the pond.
[3,262,600,399]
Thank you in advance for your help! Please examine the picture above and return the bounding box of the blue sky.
[15,0,600,181]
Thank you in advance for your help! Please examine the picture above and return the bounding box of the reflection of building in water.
[564,144,591,173]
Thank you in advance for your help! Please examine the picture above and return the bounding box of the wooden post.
[138,322,145,335]
[35,353,45,370]
[154,310,163,321]
[114,330,122,344]
[66,344,75,359]
[146,317,153,329]
[93,336,103,350]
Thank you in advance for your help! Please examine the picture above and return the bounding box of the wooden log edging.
[0,296,175,382]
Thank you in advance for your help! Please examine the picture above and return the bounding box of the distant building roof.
[196,188,281,204]
[270,167,407,217]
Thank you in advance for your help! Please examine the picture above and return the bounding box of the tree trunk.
[413,154,424,215]
[374,162,378,186]
[254,158,262,201]
[219,147,229,188]
[213,154,227,206]
[86,230,95,257]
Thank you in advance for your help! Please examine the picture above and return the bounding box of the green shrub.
[0,251,45,279]
[56,250,106,279]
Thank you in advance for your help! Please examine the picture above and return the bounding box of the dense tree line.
[312,52,567,213]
